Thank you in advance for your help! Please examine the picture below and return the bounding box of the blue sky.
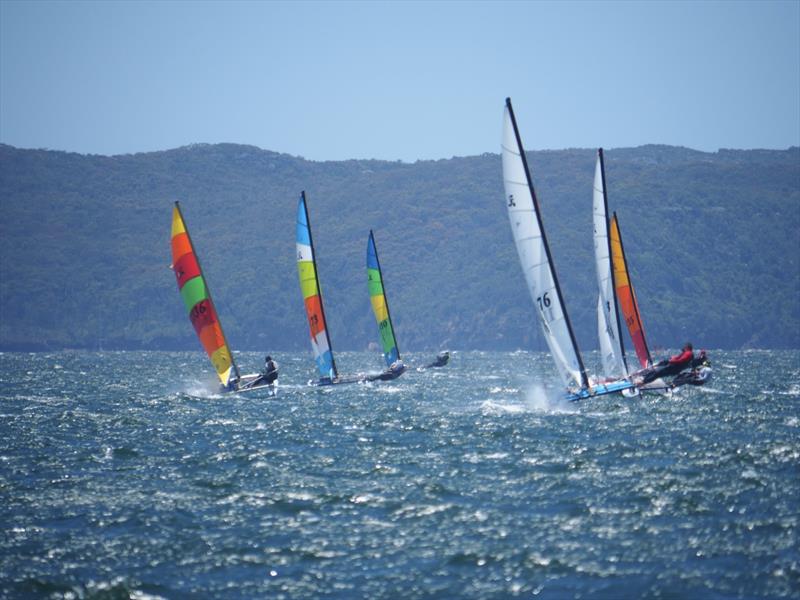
[1,0,798,161]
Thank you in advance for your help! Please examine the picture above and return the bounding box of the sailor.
[372,359,401,381]
[263,355,279,385]
[426,351,450,368]
[672,349,712,388]
[390,359,405,374]
[691,349,710,369]
[641,342,694,384]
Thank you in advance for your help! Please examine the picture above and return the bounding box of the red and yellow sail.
[610,214,652,368]
[170,203,235,386]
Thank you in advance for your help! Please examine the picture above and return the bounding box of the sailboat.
[365,230,406,380]
[593,149,637,387]
[296,192,362,386]
[611,210,712,389]
[501,98,634,401]
[609,209,684,390]
[170,202,273,394]
[593,150,657,377]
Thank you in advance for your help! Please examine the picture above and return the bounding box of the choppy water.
[0,350,798,599]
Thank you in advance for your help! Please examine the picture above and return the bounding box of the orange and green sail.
[366,230,400,367]
[610,213,652,368]
[170,202,238,386]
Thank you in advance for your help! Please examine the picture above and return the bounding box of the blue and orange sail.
[366,230,400,368]
[170,202,239,387]
[296,192,338,381]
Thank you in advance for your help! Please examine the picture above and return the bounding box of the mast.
[612,211,653,366]
[300,191,338,379]
[505,98,589,389]
[369,229,401,361]
[598,149,629,373]
[173,201,241,381]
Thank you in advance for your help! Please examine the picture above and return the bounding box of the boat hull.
[308,375,366,387]
[566,379,636,402]
[224,373,277,395]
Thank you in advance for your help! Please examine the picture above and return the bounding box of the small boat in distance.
[501,98,634,402]
[365,230,406,380]
[170,202,273,394]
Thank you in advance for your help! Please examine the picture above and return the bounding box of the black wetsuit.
[251,360,278,387]
[642,350,693,384]
[263,360,278,384]
[426,353,450,368]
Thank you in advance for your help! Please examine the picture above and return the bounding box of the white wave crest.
[480,399,526,415]
[180,380,225,399]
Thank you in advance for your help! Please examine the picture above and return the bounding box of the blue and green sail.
[366,230,400,368]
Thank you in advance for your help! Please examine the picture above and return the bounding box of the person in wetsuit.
[425,351,450,368]
[671,349,712,388]
[641,343,694,384]
[262,355,278,385]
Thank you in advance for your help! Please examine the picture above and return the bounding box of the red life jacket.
[668,349,693,366]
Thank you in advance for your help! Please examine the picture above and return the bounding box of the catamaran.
[501,98,635,402]
[296,192,363,386]
[170,202,274,394]
[365,230,406,380]
[593,148,674,396]
[609,208,712,389]
[595,150,711,390]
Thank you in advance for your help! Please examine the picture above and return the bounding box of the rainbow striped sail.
[296,192,338,381]
[170,202,238,387]
[366,230,400,368]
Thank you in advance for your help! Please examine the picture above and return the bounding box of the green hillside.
[0,143,798,352]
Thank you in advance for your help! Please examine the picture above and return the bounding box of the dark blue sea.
[1,350,798,599]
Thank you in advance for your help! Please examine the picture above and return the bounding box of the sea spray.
[523,382,577,414]
[181,378,225,399]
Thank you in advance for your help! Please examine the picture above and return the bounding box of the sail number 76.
[536,292,551,311]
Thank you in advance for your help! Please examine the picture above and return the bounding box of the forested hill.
[1,143,798,352]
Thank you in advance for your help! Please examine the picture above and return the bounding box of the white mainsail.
[597,295,619,374]
[592,149,628,378]
[502,98,588,390]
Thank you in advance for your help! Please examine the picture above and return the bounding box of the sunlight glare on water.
[0,350,798,598]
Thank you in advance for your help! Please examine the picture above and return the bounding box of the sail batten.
[170,202,239,387]
[593,149,629,378]
[502,98,588,390]
[366,230,401,368]
[296,192,338,381]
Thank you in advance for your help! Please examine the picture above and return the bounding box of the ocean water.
[0,350,798,599]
